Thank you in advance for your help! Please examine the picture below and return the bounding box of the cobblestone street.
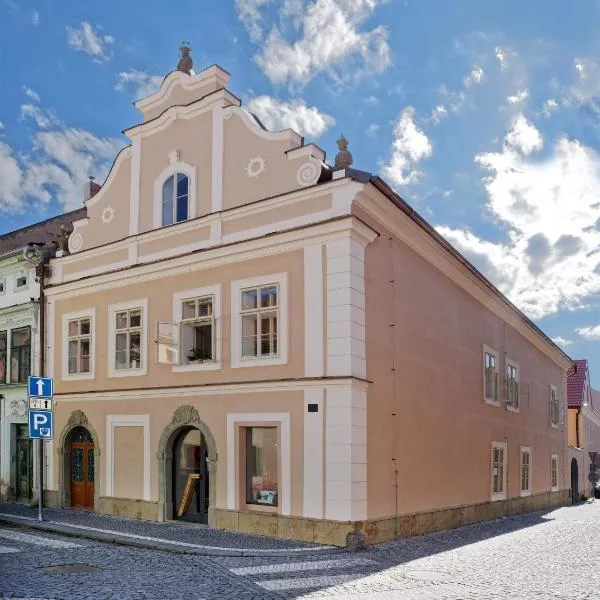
[2,502,600,599]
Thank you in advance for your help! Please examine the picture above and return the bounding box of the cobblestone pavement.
[2,502,600,599]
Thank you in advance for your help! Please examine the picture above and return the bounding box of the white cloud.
[115,70,163,99]
[235,0,272,42]
[437,124,600,319]
[365,123,379,136]
[507,89,529,105]
[364,95,379,106]
[552,336,574,347]
[0,105,123,213]
[495,47,509,71]
[23,86,40,102]
[245,0,391,87]
[381,107,432,187]
[32,10,39,26]
[541,98,558,117]
[427,104,448,124]
[504,114,543,155]
[576,325,600,340]
[463,65,485,87]
[66,22,114,62]
[19,104,59,129]
[246,96,335,138]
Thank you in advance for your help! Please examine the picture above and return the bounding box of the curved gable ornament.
[68,409,89,427]
[172,405,200,425]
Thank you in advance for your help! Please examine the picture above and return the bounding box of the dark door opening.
[14,424,33,503]
[172,427,208,524]
[571,457,579,504]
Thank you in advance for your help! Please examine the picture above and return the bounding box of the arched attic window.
[162,173,189,226]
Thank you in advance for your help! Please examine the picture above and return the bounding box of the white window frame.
[483,345,500,406]
[230,273,288,368]
[172,285,221,372]
[108,298,148,378]
[550,384,560,427]
[14,272,28,292]
[491,441,507,501]
[551,453,559,492]
[153,160,196,229]
[61,309,96,381]
[520,446,531,497]
[506,358,520,412]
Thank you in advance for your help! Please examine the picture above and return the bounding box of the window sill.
[233,356,287,368]
[506,405,520,413]
[484,397,501,407]
[551,486,559,492]
[491,493,507,502]
[551,423,560,429]
[108,368,146,378]
[242,503,279,514]
[173,362,221,373]
[62,372,96,381]
[520,490,531,497]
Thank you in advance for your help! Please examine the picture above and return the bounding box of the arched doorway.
[69,427,95,510]
[172,427,209,523]
[571,458,579,504]
[157,405,217,526]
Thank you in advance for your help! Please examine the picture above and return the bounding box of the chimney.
[83,176,101,202]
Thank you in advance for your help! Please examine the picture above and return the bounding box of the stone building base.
[40,489,568,547]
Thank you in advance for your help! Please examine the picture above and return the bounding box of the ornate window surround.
[153,158,197,229]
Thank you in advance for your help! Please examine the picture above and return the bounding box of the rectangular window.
[507,362,519,409]
[245,426,279,507]
[520,448,531,495]
[484,349,499,403]
[491,442,507,500]
[10,327,31,383]
[550,385,560,425]
[15,274,28,289]
[114,308,142,370]
[181,296,214,364]
[0,330,6,383]
[240,285,279,359]
[67,317,91,374]
[551,455,558,491]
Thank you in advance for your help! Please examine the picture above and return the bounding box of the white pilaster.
[304,244,324,377]
[326,237,367,378]
[303,387,324,518]
[211,106,224,213]
[129,136,141,236]
[325,384,367,521]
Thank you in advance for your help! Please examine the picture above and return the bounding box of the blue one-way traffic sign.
[28,376,53,398]
[29,410,53,440]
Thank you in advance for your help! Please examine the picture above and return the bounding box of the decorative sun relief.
[101,206,115,224]
[246,155,266,179]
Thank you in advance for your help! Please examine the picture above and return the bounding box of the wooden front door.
[15,424,33,502]
[70,427,94,509]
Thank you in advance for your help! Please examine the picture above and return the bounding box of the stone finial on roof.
[334,134,353,169]
[177,41,193,75]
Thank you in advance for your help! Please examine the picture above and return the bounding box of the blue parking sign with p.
[29,410,53,440]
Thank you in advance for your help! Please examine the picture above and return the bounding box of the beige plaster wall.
[52,388,305,515]
[568,409,578,447]
[52,249,305,393]
[356,205,568,520]
[222,113,312,211]
[114,426,144,499]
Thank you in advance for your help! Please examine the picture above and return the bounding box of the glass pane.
[80,356,90,373]
[116,332,127,352]
[246,427,278,506]
[11,328,30,347]
[68,340,79,360]
[176,191,188,222]
[129,332,141,368]
[87,449,95,483]
[68,357,78,375]
[241,289,257,311]
[129,310,141,328]
[260,286,278,308]
[68,321,79,337]
[72,427,92,443]
[116,312,128,330]
[71,448,83,482]
[0,332,6,351]
[260,313,277,356]
[182,300,196,320]
[80,319,90,336]
[193,324,212,360]
[198,299,212,317]
[177,173,188,197]
[80,340,90,357]
[162,176,174,226]
[241,315,257,357]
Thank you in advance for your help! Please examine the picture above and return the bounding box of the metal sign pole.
[38,438,43,522]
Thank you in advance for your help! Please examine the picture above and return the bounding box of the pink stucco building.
[41,55,572,546]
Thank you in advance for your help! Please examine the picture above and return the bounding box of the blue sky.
[1,0,599,386]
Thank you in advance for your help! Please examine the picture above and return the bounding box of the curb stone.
[0,514,344,558]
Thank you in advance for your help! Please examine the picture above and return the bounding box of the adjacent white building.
[0,210,84,502]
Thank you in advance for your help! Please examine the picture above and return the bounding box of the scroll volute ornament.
[67,410,88,427]
[172,405,200,425]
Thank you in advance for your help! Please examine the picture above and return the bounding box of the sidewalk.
[0,503,340,557]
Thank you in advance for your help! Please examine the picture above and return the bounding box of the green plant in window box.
[187,347,212,364]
